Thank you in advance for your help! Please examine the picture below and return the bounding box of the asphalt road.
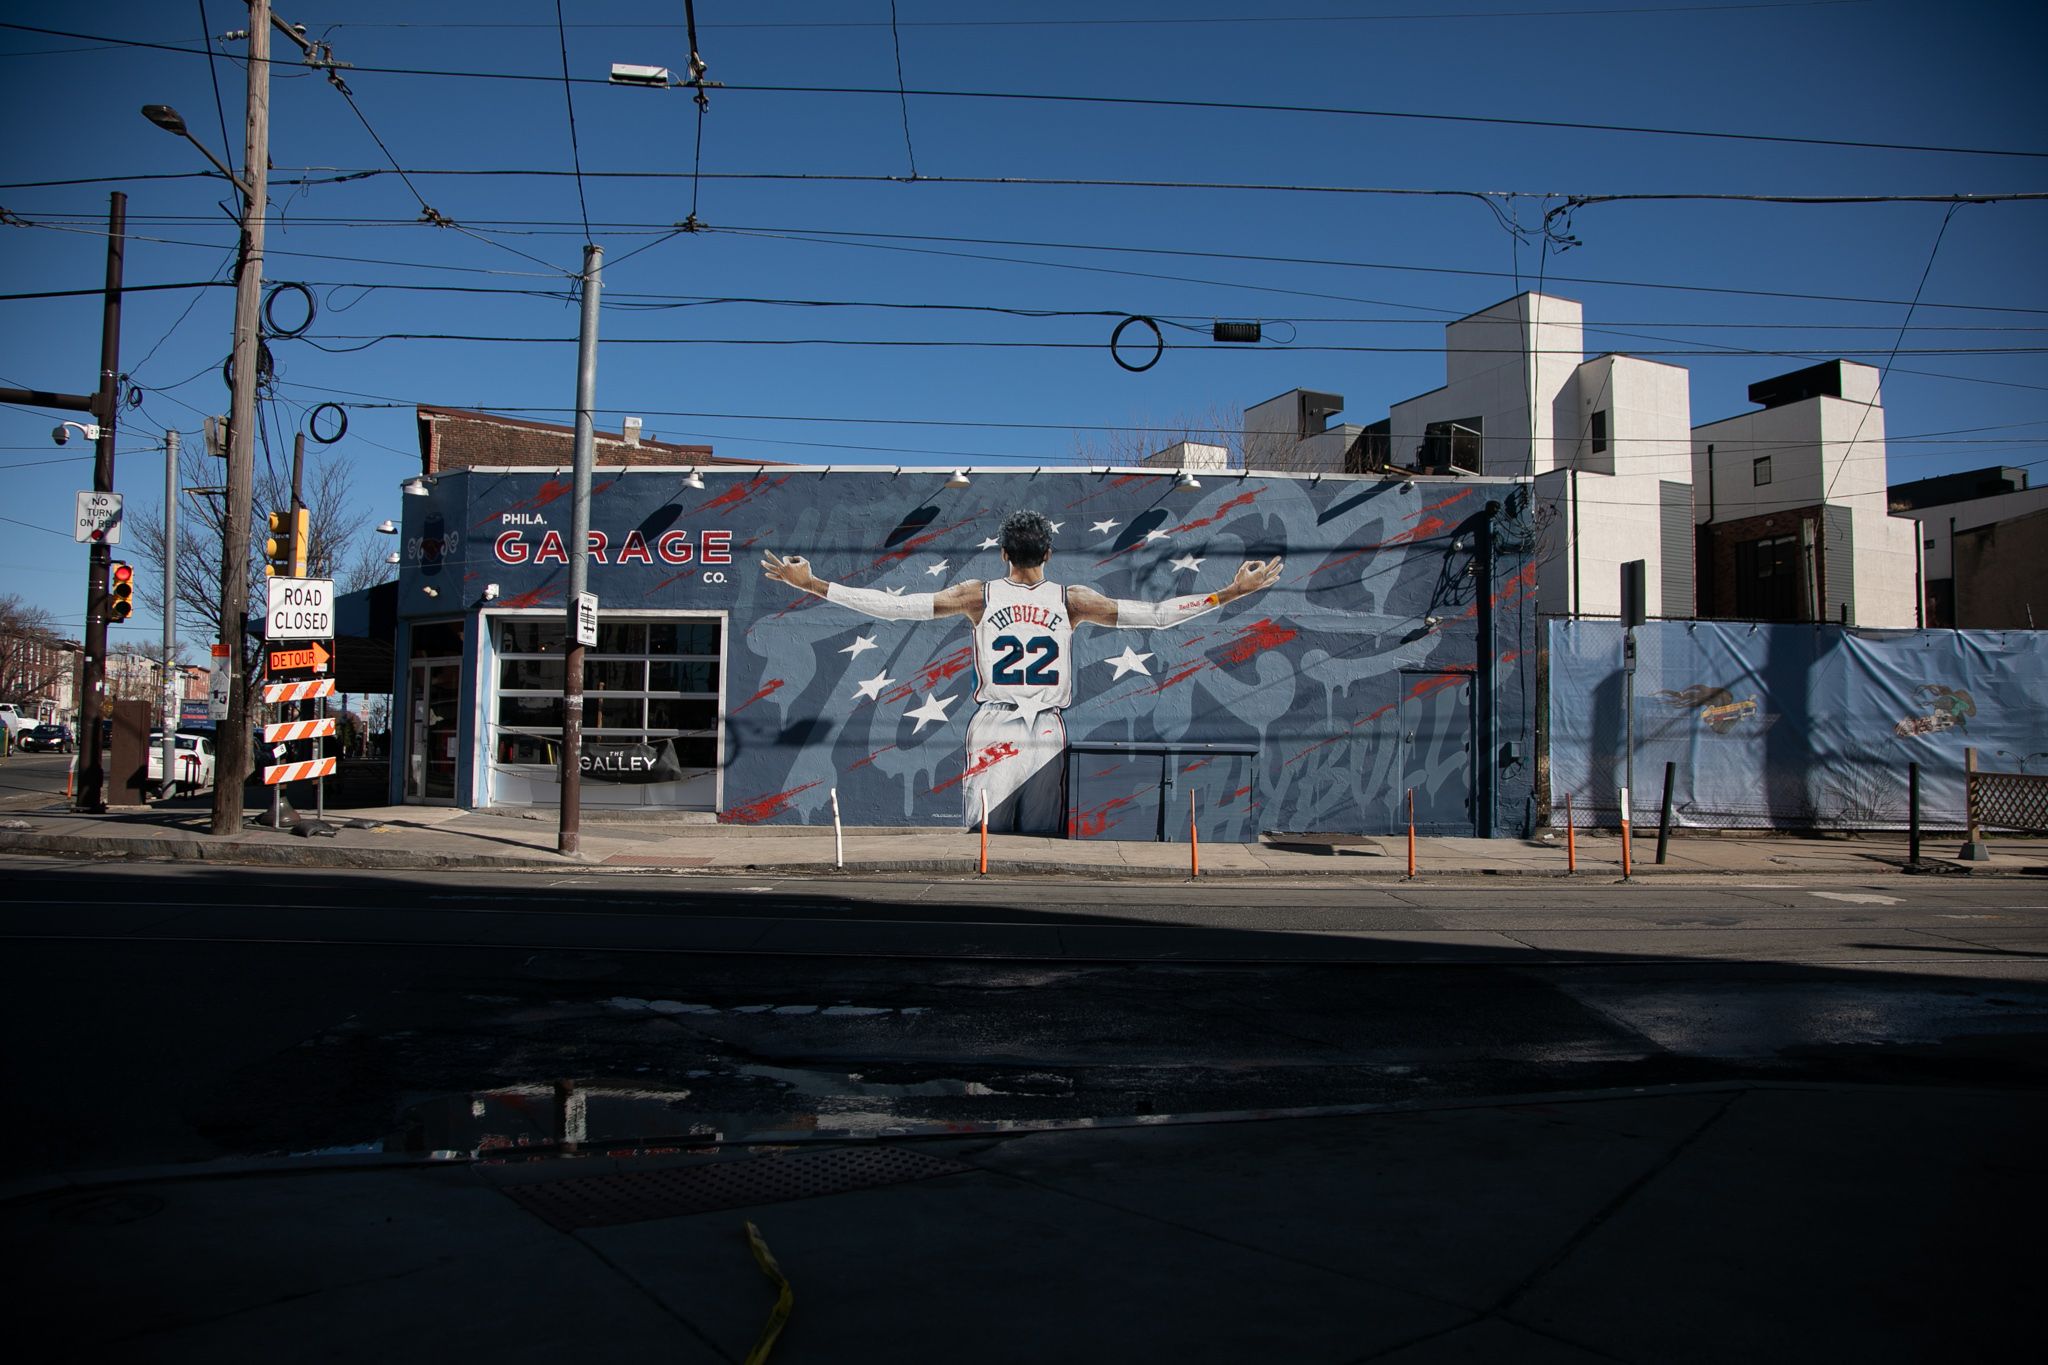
[0,751,72,807]
[3,855,2043,1176]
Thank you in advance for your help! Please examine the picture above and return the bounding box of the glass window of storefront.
[491,615,723,773]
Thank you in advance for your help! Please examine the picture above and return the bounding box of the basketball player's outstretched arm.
[1067,557,1284,629]
[761,550,985,621]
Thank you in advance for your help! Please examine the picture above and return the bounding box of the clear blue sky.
[2,0,2044,648]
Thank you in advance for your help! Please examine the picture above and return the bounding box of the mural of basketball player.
[762,510,1283,834]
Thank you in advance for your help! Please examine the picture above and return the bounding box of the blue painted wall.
[396,467,1539,835]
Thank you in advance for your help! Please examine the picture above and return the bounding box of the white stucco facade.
[1691,361,1919,628]
[1387,294,1695,619]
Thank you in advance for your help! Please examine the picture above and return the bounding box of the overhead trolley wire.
[3,18,2043,162]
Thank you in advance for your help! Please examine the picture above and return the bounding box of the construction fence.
[1548,619,2048,831]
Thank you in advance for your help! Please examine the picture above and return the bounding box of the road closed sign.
[266,577,335,639]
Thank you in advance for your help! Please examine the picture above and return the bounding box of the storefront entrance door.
[405,659,462,803]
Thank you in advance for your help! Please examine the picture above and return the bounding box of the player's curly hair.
[999,509,1055,568]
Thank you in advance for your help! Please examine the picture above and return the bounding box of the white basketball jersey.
[975,578,1073,710]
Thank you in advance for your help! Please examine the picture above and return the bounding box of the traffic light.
[108,561,134,622]
[265,509,295,579]
[290,506,311,577]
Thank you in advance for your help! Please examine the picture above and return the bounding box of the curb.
[2,831,2036,879]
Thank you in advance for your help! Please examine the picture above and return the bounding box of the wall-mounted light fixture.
[402,476,433,497]
[681,466,705,491]
[1174,469,1202,492]
[385,551,400,564]
[421,585,439,598]
[946,468,972,488]
[483,583,501,601]
[376,519,397,534]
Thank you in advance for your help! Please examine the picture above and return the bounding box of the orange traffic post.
[1189,790,1200,878]
[1619,785,1632,880]
[978,788,989,876]
[1565,791,1577,874]
[1406,787,1417,879]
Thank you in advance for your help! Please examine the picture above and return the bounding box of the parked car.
[19,723,74,753]
[147,731,217,794]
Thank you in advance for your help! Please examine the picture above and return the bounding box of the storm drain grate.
[498,1146,975,1230]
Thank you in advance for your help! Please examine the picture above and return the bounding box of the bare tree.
[126,436,368,674]
[0,595,70,706]
[1067,404,1245,469]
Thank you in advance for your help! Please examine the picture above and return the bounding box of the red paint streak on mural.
[1215,617,1298,665]
[866,513,985,572]
[1304,545,1372,581]
[1180,758,1212,773]
[930,741,1020,793]
[730,679,784,714]
[699,473,791,518]
[1180,635,1206,647]
[718,779,823,825]
[1284,735,1347,768]
[497,585,560,610]
[1068,793,1138,838]
[1224,785,1254,804]
[847,744,897,772]
[1499,649,1522,665]
[1378,515,1449,548]
[1093,766,1121,779]
[1492,561,1540,607]
[1354,702,1396,727]
[880,645,976,704]
[1413,488,1474,516]
[473,478,573,529]
[1062,472,1152,511]
[1171,487,1261,534]
[1407,672,1470,701]
[1143,662,1207,695]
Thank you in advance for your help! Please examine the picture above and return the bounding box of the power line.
[552,0,592,241]
[887,0,918,180]
[3,18,2042,162]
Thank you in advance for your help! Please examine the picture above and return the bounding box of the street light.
[141,105,252,193]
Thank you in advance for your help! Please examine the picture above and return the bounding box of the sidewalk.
[1,795,2044,879]
[8,1080,2035,1362]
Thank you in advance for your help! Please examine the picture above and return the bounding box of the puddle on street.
[385,1062,1083,1157]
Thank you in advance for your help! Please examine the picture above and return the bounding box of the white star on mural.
[978,536,1001,550]
[886,585,906,595]
[839,635,878,658]
[925,559,951,577]
[1048,520,1065,534]
[905,692,958,733]
[1169,553,1205,573]
[1102,646,1155,680]
[1090,518,1120,535]
[1143,527,1172,544]
[852,671,895,701]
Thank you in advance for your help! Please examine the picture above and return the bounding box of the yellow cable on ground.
[742,1220,795,1365]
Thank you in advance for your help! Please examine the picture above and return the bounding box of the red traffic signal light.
[108,561,135,622]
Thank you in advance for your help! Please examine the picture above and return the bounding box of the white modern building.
[1691,360,1918,627]
[1886,466,2048,626]
[1383,293,1696,619]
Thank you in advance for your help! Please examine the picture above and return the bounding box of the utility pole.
[0,194,126,805]
[160,429,179,795]
[211,0,273,836]
[78,192,127,811]
[559,244,602,855]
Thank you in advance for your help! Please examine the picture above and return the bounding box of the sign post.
[1620,560,1646,843]
[263,575,336,826]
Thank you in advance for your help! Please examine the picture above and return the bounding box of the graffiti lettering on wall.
[1893,684,1976,739]
[1655,684,1762,734]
